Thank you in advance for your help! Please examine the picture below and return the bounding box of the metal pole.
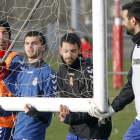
[92,0,108,112]
[113,0,123,88]
[0,97,92,112]
[71,0,79,31]
[1,0,43,63]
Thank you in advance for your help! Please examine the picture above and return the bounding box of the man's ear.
[131,16,137,25]
[59,47,62,55]
[42,45,46,51]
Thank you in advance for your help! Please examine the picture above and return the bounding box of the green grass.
[45,58,136,140]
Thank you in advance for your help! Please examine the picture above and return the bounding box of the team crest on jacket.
[69,77,73,86]
[32,77,38,85]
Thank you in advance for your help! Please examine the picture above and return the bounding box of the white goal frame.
[0,0,108,113]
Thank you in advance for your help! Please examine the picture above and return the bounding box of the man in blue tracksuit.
[0,31,57,140]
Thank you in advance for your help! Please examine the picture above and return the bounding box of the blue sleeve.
[43,70,58,97]
[9,55,26,78]
[3,72,22,96]
[37,70,57,118]
[3,55,26,96]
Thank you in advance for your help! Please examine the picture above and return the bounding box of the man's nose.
[0,33,4,39]
[28,44,33,49]
[67,52,72,57]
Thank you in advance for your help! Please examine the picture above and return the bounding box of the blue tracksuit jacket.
[1,53,26,118]
[3,59,57,140]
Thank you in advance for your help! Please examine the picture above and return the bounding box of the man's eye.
[33,42,38,45]
[64,50,68,53]
[4,32,8,35]
[71,50,76,53]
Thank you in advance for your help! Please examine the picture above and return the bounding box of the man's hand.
[94,105,116,120]
[59,104,70,122]
[0,62,8,80]
[88,101,100,118]
[24,103,39,118]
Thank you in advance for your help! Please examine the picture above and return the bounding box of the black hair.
[60,33,81,49]
[122,1,140,24]
[24,31,46,46]
[0,21,11,39]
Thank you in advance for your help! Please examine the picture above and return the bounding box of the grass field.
[45,57,136,140]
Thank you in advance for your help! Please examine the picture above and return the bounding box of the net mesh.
[0,0,92,139]
[0,0,92,98]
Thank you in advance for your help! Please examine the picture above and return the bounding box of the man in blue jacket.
[0,31,57,140]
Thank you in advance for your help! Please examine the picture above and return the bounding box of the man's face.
[0,27,10,50]
[60,42,81,65]
[122,10,135,36]
[24,36,45,60]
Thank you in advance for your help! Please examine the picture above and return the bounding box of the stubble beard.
[63,57,75,66]
[125,25,135,36]
[126,29,135,36]
[0,40,9,50]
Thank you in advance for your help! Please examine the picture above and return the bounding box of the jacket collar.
[132,31,140,45]
[27,58,45,68]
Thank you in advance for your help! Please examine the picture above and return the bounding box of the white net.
[0,0,93,98]
[0,0,93,139]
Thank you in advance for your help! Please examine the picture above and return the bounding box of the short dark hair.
[60,33,81,49]
[122,1,140,24]
[24,31,46,46]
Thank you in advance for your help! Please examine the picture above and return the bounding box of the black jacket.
[57,54,112,139]
[111,31,140,112]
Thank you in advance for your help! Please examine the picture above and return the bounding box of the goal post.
[92,0,108,113]
[0,0,108,114]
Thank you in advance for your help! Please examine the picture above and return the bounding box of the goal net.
[0,0,109,139]
[0,0,97,111]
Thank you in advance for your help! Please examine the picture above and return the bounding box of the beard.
[26,51,41,59]
[27,54,38,59]
[124,25,135,36]
[126,29,134,36]
[64,58,75,65]
[62,56,77,66]
[0,40,9,50]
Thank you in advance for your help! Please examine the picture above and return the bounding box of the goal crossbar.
[0,97,92,112]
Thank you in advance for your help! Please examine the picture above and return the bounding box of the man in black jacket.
[92,1,140,140]
[57,33,112,140]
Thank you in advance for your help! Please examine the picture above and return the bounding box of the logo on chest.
[69,77,73,86]
[133,59,140,65]
[32,77,38,85]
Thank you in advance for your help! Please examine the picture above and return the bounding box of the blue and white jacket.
[3,59,57,140]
